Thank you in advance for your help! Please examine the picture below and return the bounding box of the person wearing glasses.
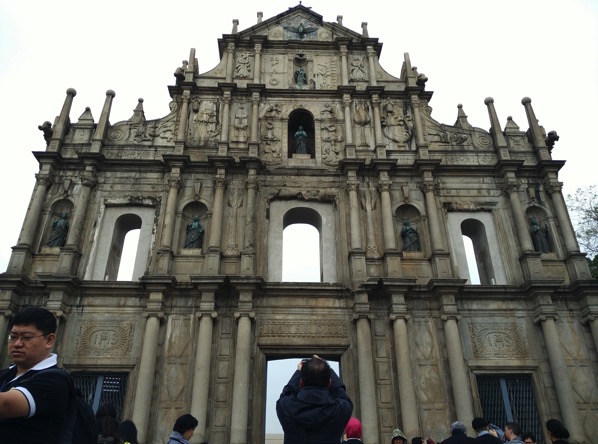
[0,306,70,443]
[522,433,537,444]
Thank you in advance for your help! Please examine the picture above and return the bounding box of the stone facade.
[1,5,598,444]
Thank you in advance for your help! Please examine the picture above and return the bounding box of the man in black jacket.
[276,355,353,444]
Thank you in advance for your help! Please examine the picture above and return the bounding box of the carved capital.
[502,182,520,195]
[254,44,262,53]
[533,313,560,324]
[144,312,165,320]
[421,181,438,194]
[378,181,391,193]
[234,311,256,320]
[389,314,411,322]
[346,181,359,192]
[546,183,563,195]
[227,42,235,53]
[340,46,348,56]
[36,174,53,188]
[246,177,258,190]
[168,178,182,190]
[81,176,97,188]
[366,46,376,57]
[214,177,227,190]
[196,311,218,320]
[441,314,461,322]
[352,313,374,321]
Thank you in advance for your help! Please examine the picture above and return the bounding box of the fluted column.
[355,313,379,444]
[391,313,420,438]
[366,46,377,87]
[503,182,535,253]
[253,44,262,84]
[340,46,349,85]
[230,311,255,444]
[175,90,191,153]
[410,96,428,159]
[378,174,396,251]
[190,310,217,444]
[546,182,579,253]
[537,314,585,443]
[132,311,163,443]
[422,182,442,252]
[65,176,95,247]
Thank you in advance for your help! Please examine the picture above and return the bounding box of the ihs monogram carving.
[258,319,348,337]
[75,322,134,357]
[469,322,528,359]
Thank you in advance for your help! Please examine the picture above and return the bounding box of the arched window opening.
[282,224,320,282]
[462,235,481,284]
[265,358,340,437]
[288,109,315,158]
[461,219,495,285]
[104,214,142,281]
[116,229,140,281]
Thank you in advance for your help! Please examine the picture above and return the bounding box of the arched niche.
[288,109,315,158]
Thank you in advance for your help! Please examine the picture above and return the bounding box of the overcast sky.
[1,0,596,435]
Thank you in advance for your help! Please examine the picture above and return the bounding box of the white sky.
[1,0,596,436]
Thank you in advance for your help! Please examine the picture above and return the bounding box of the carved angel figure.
[283,22,318,39]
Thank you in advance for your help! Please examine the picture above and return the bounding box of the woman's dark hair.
[117,420,139,444]
[173,413,199,434]
[546,419,570,440]
[96,403,119,438]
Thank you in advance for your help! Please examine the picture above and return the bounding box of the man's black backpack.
[35,368,99,444]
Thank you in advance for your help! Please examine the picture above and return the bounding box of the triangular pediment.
[220,4,370,50]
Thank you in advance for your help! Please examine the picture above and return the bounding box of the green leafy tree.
[567,185,598,278]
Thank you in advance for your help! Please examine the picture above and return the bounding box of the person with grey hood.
[439,421,475,444]
[276,355,353,444]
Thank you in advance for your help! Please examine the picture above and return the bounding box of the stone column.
[347,175,362,250]
[410,96,429,159]
[340,45,349,85]
[161,177,182,249]
[250,92,260,144]
[536,314,585,443]
[253,44,262,84]
[371,94,383,146]
[225,43,235,83]
[343,94,354,145]
[208,175,226,251]
[521,97,551,161]
[546,182,579,254]
[422,182,443,252]
[503,182,535,253]
[391,313,420,438]
[355,312,379,443]
[132,311,163,443]
[220,92,232,144]
[230,310,255,444]
[378,173,396,252]
[441,295,474,428]
[18,175,53,248]
[240,170,258,275]
[0,311,11,346]
[366,46,377,87]
[175,90,191,154]
[190,310,217,444]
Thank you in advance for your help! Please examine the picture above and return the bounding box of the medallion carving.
[469,322,528,358]
[75,321,134,357]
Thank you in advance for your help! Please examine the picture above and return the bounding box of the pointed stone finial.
[232,19,239,34]
[361,22,369,37]
[129,98,146,124]
[337,15,343,26]
[454,104,472,129]
[77,107,95,125]
[257,12,263,23]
